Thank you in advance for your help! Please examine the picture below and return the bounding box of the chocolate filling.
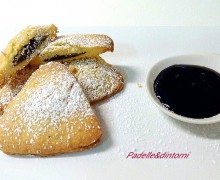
[13,35,48,66]
[44,52,86,62]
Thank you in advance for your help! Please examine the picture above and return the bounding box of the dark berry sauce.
[154,65,220,118]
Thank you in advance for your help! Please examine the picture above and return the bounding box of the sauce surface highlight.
[154,65,220,119]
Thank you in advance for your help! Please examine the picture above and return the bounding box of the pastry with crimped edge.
[0,24,58,85]
[0,62,102,156]
[30,34,113,66]
[67,56,124,103]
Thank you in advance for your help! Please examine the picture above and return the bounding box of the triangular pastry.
[0,62,102,156]
[31,34,113,66]
[0,24,58,85]
[0,56,124,114]
[67,56,124,103]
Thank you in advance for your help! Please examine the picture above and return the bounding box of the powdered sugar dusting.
[48,34,113,49]
[67,57,124,102]
[0,58,124,113]
[39,34,113,61]
[1,62,95,147]
[15,62,93,125]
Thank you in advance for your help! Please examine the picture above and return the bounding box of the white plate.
[1,27,220,180]
[146,53,220,124]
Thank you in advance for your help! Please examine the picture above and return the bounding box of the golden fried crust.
[0,24,58,86]
[67,56,124,103]
[0,62,102,156]
[30,34,114,66]
[0,56,124,115]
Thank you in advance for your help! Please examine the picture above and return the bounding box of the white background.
[2,26,220,180]
[0,1,220,180]
[0,0,220,27]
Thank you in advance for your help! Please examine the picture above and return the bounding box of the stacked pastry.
[0,24,124,156]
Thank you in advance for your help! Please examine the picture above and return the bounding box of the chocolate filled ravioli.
[0,24,58,85]
[0,62,102,156]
